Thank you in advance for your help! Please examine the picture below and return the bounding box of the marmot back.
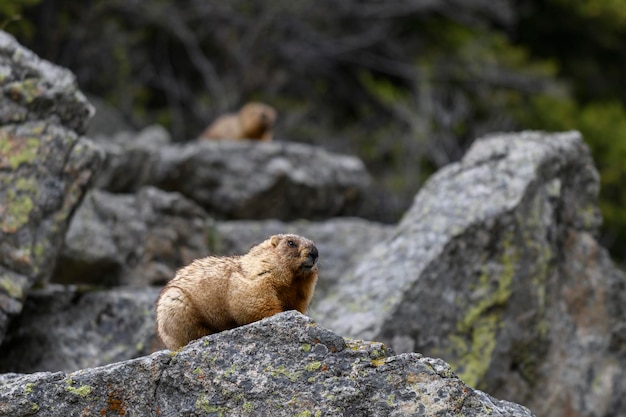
[156,234,318,350]
[200,102,277,141]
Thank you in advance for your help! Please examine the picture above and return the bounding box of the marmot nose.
[309,246,319,262]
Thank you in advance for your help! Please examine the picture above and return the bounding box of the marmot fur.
[200,102,277,141]
[156,234,318,350]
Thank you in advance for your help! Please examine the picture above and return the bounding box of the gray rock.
[85,94,134,137]
[0,31,102,345]
[0,31,93,134]
[316,131,626,417]
[53,186,212,287]
[94,135,371,220]
[0,311,535,417]
[215,218,393,301]
[92,124,172,192]
[0,285,161,373]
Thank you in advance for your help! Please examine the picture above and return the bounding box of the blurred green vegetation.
[0,0,40,37]
[3,0,626,262]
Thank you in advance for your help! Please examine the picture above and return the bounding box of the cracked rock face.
[0,312,534,417]
[0,31,101,345]
[316,131,626,417]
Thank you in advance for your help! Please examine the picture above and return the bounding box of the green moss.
[293,411,311,417]
[300,343,311,352]
[24,383,34,394]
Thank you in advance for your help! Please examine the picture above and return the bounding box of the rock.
[0,285,161,373]
[91,124,171,192]
[0,31,93,134]
[94,135,371,220]
[0,311,535,417]
[215,218,393,301]
[85,94,133,137]
[53,186,212,287]
[0,31,102,345]
[316,131,626,417]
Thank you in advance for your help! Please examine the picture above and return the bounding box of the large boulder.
[92,129,371,220]
[316,131,626,417]
[53,186,211,287]
[0,31,101,345]
[0,285,161,373]
[0,311,534,417]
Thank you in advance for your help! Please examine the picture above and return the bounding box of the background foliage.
[2,0,626,263]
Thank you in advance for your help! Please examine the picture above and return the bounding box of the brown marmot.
[199,102,277,141]
[156,234,318,350]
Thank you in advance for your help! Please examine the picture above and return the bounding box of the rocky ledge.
[0,312,534,417]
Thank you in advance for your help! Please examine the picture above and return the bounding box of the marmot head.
[270,234,318,272]
[239,102,277,138]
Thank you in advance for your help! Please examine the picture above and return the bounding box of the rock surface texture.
[53,186,210,287]
[0,285,161,373]
[316,131,626,417]
[0,312,535,417]
[93,129,371,220]
[0,31,101,345]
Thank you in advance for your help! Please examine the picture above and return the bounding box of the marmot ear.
[271,235,280,247]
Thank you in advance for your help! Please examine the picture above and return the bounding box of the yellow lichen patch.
[2,177,38,234]
[65,378,93,397]
[371,358,386,367]
[305,361,322,372]
[195,394,229,415]
[0,132,40,170]
[444,232,519,388]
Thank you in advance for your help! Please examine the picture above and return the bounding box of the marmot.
[200,102,277,141]
[156,234,318,350]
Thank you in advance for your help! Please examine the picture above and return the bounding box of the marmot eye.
[287,240,296,248]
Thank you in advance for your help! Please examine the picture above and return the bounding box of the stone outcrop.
[0,312,535,417]
[53,186,211,287]
[316,131,626,417]
[0,31,101,345]
[0,285,161,373]
[92,127,371,220]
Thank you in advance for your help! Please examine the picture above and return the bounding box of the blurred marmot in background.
[200,102,277,141]
[156,234,318,350]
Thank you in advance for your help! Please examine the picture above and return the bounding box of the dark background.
[3,0,626,265]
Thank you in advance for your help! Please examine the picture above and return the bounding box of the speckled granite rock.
[316,131,626,417]
[0,285,162,373]
[0,31,101,345]
[0,311,535,417]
